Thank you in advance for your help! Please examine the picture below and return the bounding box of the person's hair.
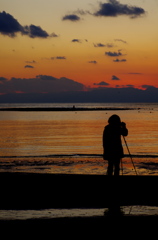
[108,114,121,125]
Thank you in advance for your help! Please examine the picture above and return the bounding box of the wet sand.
[1,173,158,231]
[1,173,156,237]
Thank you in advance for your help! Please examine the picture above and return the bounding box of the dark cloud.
[111,75,120,80]
[88,61,97,64]
[94,43,106,47]
[94,43,114,48]
[71,39,88,43]
[0,75,84,94]
[94,0,146,18]
[142,85,155,89]
[36,75,57,81]
[105,51,122,57]
[0,77,7,81]
[0,75,158,103]
[51,56,66,60]
[62,0,146,25]
[23,25,49,38]
[62,14,81,21]
[2,86,158,103]
[105,43,115,48]
[56,56,66,60]
[24,65,34,68]
[0,11,54,38]
[71,39,81,43]
[0,11,23,37]
[94,81,109,86]
[113,58,127,62]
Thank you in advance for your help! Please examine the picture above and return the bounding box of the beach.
[1,173,158,218]
[1,103,158,225]
[0,173,158,237]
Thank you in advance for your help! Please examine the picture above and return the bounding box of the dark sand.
[1,173,158,228]
[1,173,158,209]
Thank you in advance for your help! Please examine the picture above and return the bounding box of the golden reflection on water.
[0,110,158,158]
[0,119,103,156]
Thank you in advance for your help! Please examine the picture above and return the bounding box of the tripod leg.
[120,158,123,175]
[123,136,138,175]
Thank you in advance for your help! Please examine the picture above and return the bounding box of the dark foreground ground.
[1,173,158,209]
[0,173,158,231]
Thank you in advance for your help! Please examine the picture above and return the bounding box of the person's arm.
[121,122,128,136]
[103,127,107,148]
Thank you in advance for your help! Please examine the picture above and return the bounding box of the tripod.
[122,136,138,175]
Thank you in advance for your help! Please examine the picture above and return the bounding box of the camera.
[121,122,126,127]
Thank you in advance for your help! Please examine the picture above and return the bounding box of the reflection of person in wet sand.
[103,114,128,176]
[104,205,124,217]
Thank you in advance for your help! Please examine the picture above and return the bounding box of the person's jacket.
[103,123,128,160]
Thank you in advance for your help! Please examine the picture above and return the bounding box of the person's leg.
[114,158,121,176]
[107,160,113,175]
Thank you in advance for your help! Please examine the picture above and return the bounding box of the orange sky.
[1,0,158,91]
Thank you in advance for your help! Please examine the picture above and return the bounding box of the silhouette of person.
[103,114,128,176]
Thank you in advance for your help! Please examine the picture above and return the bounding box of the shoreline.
[0,107,140,112]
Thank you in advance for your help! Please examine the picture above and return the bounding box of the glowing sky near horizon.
[0,0,158,90]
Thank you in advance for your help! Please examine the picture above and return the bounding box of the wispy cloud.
[113,58,127,62]
[24,65,34,68]
[114,39,127,44]
[25,60,37,64]
[128,72,142,75]
[51,56,67,60]
[94,43,115,48]
[88,61,97,64]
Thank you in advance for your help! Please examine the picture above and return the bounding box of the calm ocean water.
[0,102,158,175]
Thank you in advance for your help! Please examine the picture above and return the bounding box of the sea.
[0,102,158,175]
[1,102,158,219]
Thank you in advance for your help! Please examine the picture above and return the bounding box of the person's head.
[108,114,121,126]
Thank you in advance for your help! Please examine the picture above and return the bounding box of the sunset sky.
[0,0,158,101]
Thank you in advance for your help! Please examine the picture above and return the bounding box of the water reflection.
[0,206,158,220]
[0,107,158,174]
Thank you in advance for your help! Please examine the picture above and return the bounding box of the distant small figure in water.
[103,114,128,176]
